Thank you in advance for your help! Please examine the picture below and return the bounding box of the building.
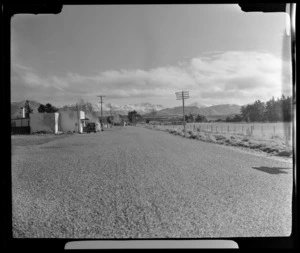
[27,110,85,134]
[11,118,30,127]
[11,108,113,135]
[11,107,30,134]
[58,110,85,133]
[30,112,59,134]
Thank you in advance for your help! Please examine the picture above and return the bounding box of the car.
[86,122,97,133]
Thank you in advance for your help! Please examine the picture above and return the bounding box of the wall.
[59,110,85,133]
[30,113,59,134]
[11,118,30,127]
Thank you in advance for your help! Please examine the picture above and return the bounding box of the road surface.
[11,126,293,238]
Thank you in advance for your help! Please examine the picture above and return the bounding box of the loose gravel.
[12,127,293,238]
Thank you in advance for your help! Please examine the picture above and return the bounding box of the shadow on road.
[252,166,292,175]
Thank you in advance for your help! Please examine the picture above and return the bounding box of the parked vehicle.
[86,122,97,133]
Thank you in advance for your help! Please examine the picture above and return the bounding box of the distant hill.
[93,102,166,115]
[145,104,241,117]
[188,102,207,108]
[11,100,241,120]
[198,104,241,116]
[146,106,201,117]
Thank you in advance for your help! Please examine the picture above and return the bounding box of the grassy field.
[141,122,293,158]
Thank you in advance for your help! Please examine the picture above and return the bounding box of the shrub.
[277,150,292,157]
[33,130,52,134]
[214,135,226,141]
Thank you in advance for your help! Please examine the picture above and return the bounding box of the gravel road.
[11,126,293,238]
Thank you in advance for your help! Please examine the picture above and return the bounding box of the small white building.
[30,112,59,134]
[29,110,85,134]
[58,110,85,133]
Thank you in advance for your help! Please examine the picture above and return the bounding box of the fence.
[161,122,292,140]
[11,126,31,135]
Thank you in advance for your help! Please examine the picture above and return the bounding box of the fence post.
[261,126,263,135]
[227,125,229,133]
[273,126,275,135]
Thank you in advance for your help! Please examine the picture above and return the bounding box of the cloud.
[11,50,292,106]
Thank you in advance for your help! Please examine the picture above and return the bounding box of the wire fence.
[158,122,292,140]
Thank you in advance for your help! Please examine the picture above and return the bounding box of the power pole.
[97,95,105,131]
[76,103,80,133]
[175,91,189,136]
[152,109,156,121]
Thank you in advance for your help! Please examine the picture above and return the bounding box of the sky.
[11,4,292,107]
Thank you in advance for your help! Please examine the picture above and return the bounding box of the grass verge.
[11,133,74,147]
[142,124,292,158]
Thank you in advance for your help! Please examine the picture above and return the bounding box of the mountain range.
[94,102,166,115]
[143,104,241,118]
[11,100,242,119]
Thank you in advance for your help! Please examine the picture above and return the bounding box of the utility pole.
[175,91,189,136]
[97,95,105,131]
[76,103,80,133]
[152,109,156,121]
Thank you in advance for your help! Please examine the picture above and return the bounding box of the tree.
[233,114,243,122]
[184,113,194,123]
[226,114,243,122]
[128,110,138,123]
[240,106,249,122]
[38,104,46,113]
[195,114,207,122]
[252,100,265,122]
[38,103,58,113]
[241,95,292,122]
[24,100,33,118]
[265,97,276,122]
[128,110,143,123]
[106,116,113,125]
[77,99,94,113]
[282,95,292,122]
[241,102,264,122]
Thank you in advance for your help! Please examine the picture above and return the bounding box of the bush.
[277,150,292,157]
[214,135,227,141]
[32,130,52,134]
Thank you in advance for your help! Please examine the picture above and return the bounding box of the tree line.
[185,113,207,123]
[238,95,292,122]
[38,103,58,113]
